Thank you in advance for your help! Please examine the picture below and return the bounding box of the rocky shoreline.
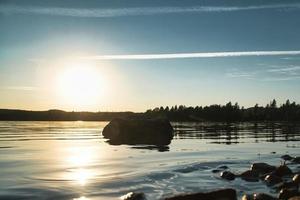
[121,154,300,200]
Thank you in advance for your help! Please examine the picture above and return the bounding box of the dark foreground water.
[0,121,300,200]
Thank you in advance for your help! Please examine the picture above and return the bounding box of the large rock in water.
[102,118,174,145]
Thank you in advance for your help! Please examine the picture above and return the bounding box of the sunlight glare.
[57,62,106,109]
[71,168,93,186]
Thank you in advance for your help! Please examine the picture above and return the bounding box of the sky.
[0,0,300,112]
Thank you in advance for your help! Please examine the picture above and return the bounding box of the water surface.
[0,121,300,199]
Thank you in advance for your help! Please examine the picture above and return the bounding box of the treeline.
[0,109,140,121]
[1,99,300,122]
[145,99,300,122]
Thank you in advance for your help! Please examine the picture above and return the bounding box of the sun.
[56,63,105,109]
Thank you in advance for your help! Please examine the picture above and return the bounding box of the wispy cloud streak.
[0,86,37,91]
[1,4,300,18]
[81,51,300,60]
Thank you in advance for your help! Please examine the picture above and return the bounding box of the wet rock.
[279,188,299,200]
[272,165,293,177]
[120,192,146,200]
[292,174,300,184]
[240,170,260,182]
[281,155,294,161]
[264,174,283,186]
[165,188,237,200]
[242,193,277,200]
[251,163,276,174]
[220,171,236,181]
[292,157,300,164]
[102,118,173,146]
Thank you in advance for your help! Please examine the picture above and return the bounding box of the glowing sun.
[57,64,105,108]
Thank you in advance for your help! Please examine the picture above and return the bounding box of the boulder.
[102,118,173,146]
[165,188,237,200]
[251,163,276,174]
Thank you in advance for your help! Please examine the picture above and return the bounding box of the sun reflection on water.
[69,168,93,186]
[64,145,97,186]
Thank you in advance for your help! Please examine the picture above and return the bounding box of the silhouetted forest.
[0,99,300,121]
[145,99,300,122]
[0,109,140,121]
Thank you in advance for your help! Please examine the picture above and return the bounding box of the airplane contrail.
[80,51,300,60]
[1,4,300,18]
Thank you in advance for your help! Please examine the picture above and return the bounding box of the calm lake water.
[0,121,300,200]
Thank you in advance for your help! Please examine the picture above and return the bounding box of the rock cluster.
[121,154,300,200]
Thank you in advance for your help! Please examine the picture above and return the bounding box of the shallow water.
[0,121,300,200]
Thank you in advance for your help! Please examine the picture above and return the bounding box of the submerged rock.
[102,118,173,146]
[220,171,236,181]
[165,188,237,200]
[239,170,260,182]
[251,163,276,174]
[218,165,229,170]
[281,155,294,161]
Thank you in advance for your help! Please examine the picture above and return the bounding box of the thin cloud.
[1,4,300,18]
[263,76,300,81]
[226,72,255,78]
[81,51,300,60]
[267,65,300,73]
[1,86,38,91]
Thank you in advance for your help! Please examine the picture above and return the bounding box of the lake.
[0,121,300,200]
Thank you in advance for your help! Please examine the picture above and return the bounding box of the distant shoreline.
[1,100,300,122]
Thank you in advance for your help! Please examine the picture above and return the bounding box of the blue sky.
[0,0,300,111]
